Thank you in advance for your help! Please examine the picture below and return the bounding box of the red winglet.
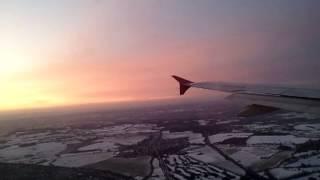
[172,75,194,95]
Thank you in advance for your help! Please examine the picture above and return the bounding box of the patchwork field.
[0,100,319,179]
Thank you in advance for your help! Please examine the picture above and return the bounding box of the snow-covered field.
[209,133,253,143]
[196,119,210,126]
[245,124,278,130]
[0,142,66,164]
[247,135,309,145]
[286,154,320,167]
[53,151,115,167]
[216,119,240,125]
[277,112,319,120]
[185,145,225,163]
[163,153,240,180]
[150,159,165,180]
[294,124,320,131]
[1,101,320,180]
[0,123,159,167]
[91,124,160,136]
[162,131,205,144]
[79,135,147,152]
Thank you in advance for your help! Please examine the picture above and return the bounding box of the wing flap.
[227,93,320,115]
[238,104,279,117]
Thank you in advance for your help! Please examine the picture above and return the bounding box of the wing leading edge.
[172,75,320,116]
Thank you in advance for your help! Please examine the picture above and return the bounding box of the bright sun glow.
[0,49,33,76]
[0,41,47,110]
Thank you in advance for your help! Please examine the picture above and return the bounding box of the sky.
[0,0,320,111]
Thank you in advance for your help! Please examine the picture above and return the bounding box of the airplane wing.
[172,75,320,116]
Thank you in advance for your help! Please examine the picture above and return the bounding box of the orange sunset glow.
[1,0,319,111]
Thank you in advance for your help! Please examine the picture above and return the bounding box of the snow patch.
[216,119,239,125]
[186,146,225,163]
[247,135,308,145]
[0,142,66,164]
[197,120,209,126]
[278,112,318,120]
[53,151,115,167]
[162,131,204,144]
[209,133,253,143]
[294,124,320,131]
